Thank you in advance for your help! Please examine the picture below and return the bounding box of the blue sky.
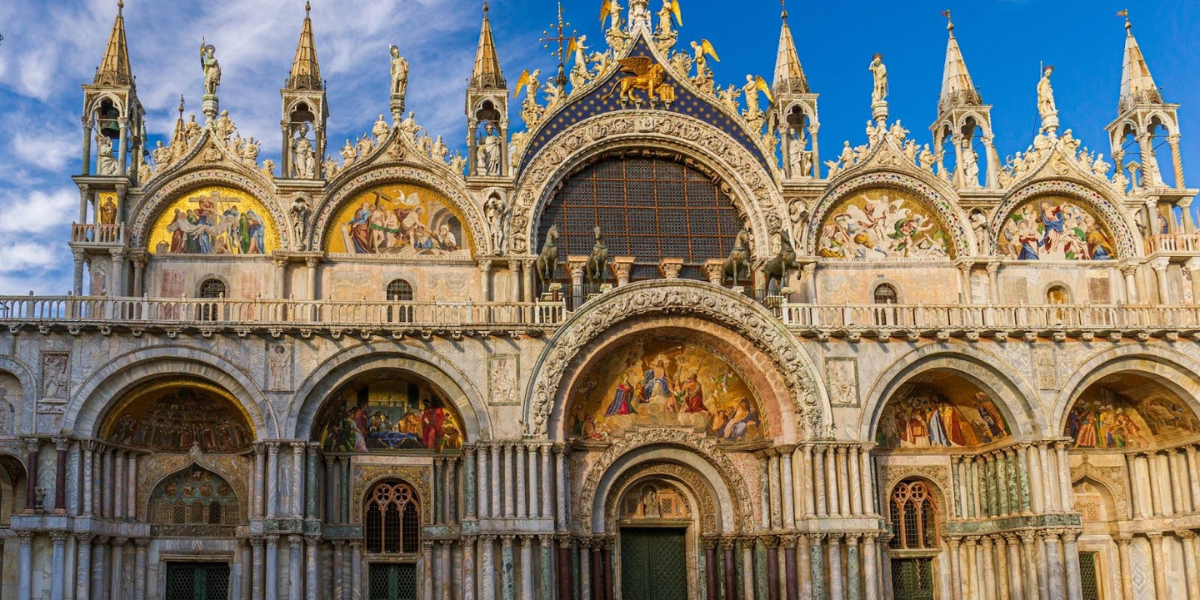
[0,0,1195,295]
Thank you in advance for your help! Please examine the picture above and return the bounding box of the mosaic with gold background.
[147,186,279,255]
[325,183,473,257]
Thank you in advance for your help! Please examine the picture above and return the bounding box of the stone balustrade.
[70,223,125,245]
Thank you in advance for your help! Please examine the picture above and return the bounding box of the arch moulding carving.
[509,111,786,257]
[523,279,828,439]
[577,427,754,534]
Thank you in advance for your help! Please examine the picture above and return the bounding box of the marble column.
[1043,532,1063,600]
[113,451,125,520]
[845,534,861,600]
[862,534,880,600]
[306,537,320,600]
[580,540,593,600]
[540,446,552,522]
[266,443,280,519]
[252,538,265,600]
[463,537,477,600]
[828,534,844,600]
[1061,531,1082,600]
[476,445,488,519]
[441,541,453,600]
[127,453,138,520]
[519,536,535,600]
[835,446,851,516]
[781,535,798,600]
[1114,535,1132,600]
[287,536,303,600]
[265,536,279,600]
[963,539,978,600]
[289,444,305,518]
[306,444,320,520]
[93,537,109,600]
[17,532,31,600]
[350,541,363,600]
[253,444,266,520]
[77,533,94,600]
[557,537,573,600]
[847,446,862,516]
[1179,531,1200,600]
[480,536,497,600]
[134,540,147,600]
[50,532,67,600]
[501,536,516,600]
[1056,443,1072,513]
[422,541,435,600]
[1187,447,1200,513]
[1005,534,1024,600]
[825,447,841,517]
[341,459,351,524]
[331,542,344,600]
[814,447,828,517]
[490,444,501,519]
[860,444,876,515]
[527,446,539,519]
[996,535,1012,600]
[516,446,527,519]
[704,539,717,600]
[1148,533,1167,600]
[554,445,568,530]
[109,538,125,600]
[980,535,996,600]
[809,534,826,600]
[722,537,737,600]
[946,537,963,600]
[801,446,815,518]
[505,445,517,519]
[538,537,553,600]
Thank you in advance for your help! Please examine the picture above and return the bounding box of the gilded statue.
[599,0,623,33]
[690,39,719,79]
[389,45,409,99]
[200,41,221,95]
[603,57,670,105]
[657,0,682,37]
[869,54,887,105]
[742,74,772,118]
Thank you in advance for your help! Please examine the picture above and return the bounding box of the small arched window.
[198,278,227,299]
[386,279,414,301]
[365,480,420,554]
[1047,285,1070,305]
[889,479,938,550]
[873,283,898,305]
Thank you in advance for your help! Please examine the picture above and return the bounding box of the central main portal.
[620,527,688,600]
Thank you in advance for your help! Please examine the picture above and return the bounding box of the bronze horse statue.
[763,231,799,294]
[536,224,560,284]
[722,228,751,286]
[585,227,609,285]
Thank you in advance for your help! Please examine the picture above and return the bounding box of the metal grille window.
[873,283,898,304]
[369,563,418,600]
[365,481,420,554]
[538,155,744,281]
[198,279,226,299]
[386,280,414,301]
[889,480,937,550]
[890,557,935,600]
[1079,552,1100,600]
[164,562,230,600]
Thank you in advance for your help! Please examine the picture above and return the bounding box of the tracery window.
[889,479,937,550]
[365,480,420,554]
[539,154,744,282]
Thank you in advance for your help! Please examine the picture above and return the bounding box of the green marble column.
[500,536,515,600]
[464,446,477,519]
[754,538,768,600]
[846,535,861,600]
[1017,445,1032,513]
[735,537,747,600]
[539,537,553,600]
[951,456,962,517]
[810,533,826,600]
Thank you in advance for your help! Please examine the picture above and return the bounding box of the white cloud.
[10,129,78,172]
[0,187,77,235]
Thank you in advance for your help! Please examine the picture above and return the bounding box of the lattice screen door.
[164,562,230,600]
[368,563,418,600]
[620,528,688,600]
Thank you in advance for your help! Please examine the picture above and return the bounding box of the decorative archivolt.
[510,111,787,258]
[577,427,754,534]
[130,164,286,251]
[311,164,488,256]
[523,279,828,439]
[990,178,1139,260]
[136,450,251,525]
[602,463,712,535]
[806,169,974,259]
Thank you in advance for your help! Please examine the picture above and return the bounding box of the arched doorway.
[615,479,692,600]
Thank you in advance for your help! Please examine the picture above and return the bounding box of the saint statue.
[657,0,678,37]
[99,196,117,225]
[291,124,316,179]
[200,42,222,96]
[477,123,502,177]
[629,0,651,27]
[1037,66,1057,120]
[96,136,119,176]
[389,45,409,99]
[484,193,510,255]
[742,74,762,116]
[869,54,888,105]
[290,194,312,249]
[602,0,623,33]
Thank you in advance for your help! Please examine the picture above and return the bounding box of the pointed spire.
[171,95,187,148]
[938,11,981,111]
[1119,12,1162,112]
[287,1,323,90]
[772,2,809,95]
[471,2,506,89]
[95,0,134,86]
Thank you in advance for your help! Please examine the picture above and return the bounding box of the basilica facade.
[1,2,1198,600]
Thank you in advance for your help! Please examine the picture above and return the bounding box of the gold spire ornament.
[470,2,505,89]
[287,1,323,91]
[95,0,134,86]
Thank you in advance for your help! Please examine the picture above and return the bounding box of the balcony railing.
[0,296,566,329]
[71,223,125,245]
[1,295,1198,333]
[1146,233,1200,255]
[780,303,1200,331]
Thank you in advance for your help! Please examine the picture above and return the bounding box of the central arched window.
[386,279,414,301]
[198,278,226,299]
[539,154,744,282]
[889,479,938,550]
[365,480,420,554]
[873,283,898,304]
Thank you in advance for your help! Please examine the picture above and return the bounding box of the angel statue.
[599,0,623,33]
[514,69,543,126]
[741,74,772,118]
[390,45,409,99]
[628,0,651,26]
[690,39,719,79]
[200,41,221,95]
[869,54,887,105]
[569,36,591,90]
[657,0,682,37]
